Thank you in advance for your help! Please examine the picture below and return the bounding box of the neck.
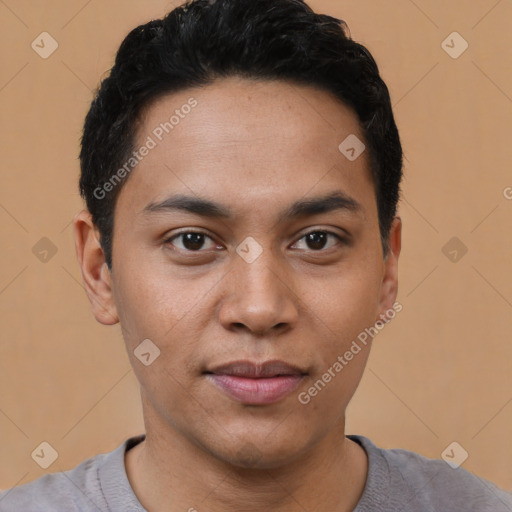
[125,401,368,512]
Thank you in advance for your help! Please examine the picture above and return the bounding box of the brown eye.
[165,231,219,252]
[292,230,345,251]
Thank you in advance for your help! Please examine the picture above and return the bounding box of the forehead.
[116,76,376,222]
[138,76,364,156]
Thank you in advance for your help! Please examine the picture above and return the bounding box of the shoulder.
[0,439,129,512]
[350,435,512,512]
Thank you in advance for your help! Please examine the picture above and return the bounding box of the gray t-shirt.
[1,433,511,511]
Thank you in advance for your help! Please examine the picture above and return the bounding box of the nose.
[218,251,299,336]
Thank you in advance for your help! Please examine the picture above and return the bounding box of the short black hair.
[79,0,403,270]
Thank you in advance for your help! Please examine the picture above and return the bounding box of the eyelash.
[163,229,347,253]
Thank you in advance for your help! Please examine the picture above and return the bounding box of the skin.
[74,76,401,512]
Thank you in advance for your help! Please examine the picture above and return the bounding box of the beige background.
[1,0,511,494]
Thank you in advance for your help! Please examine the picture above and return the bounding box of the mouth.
[204,360,307,405]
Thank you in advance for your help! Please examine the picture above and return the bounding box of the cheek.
[298,272,378,416]
[296,260,382,409]
[112,260,219,395]
[112,258,208,344]
[304,258,382,339]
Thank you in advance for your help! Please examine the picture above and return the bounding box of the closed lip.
[205,359,307,404]
[205,359,307,378]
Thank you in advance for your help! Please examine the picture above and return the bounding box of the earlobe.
[73,210,119,325]
[376,216,402,322]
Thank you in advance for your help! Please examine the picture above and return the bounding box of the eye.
[291,230,345,251]
[164,231,220,252]
[164,229,347,254]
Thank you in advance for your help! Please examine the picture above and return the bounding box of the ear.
[73,210,119,325]
[376,216,402,322]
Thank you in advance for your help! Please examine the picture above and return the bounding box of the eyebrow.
[141,191,364,222]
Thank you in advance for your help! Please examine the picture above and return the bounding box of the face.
[75,76,401,469]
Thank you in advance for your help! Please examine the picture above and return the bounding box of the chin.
[209,432,314,470]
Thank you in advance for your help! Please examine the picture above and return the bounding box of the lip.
[205,359,306,405]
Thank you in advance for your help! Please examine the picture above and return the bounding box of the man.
[1,0,511,510]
